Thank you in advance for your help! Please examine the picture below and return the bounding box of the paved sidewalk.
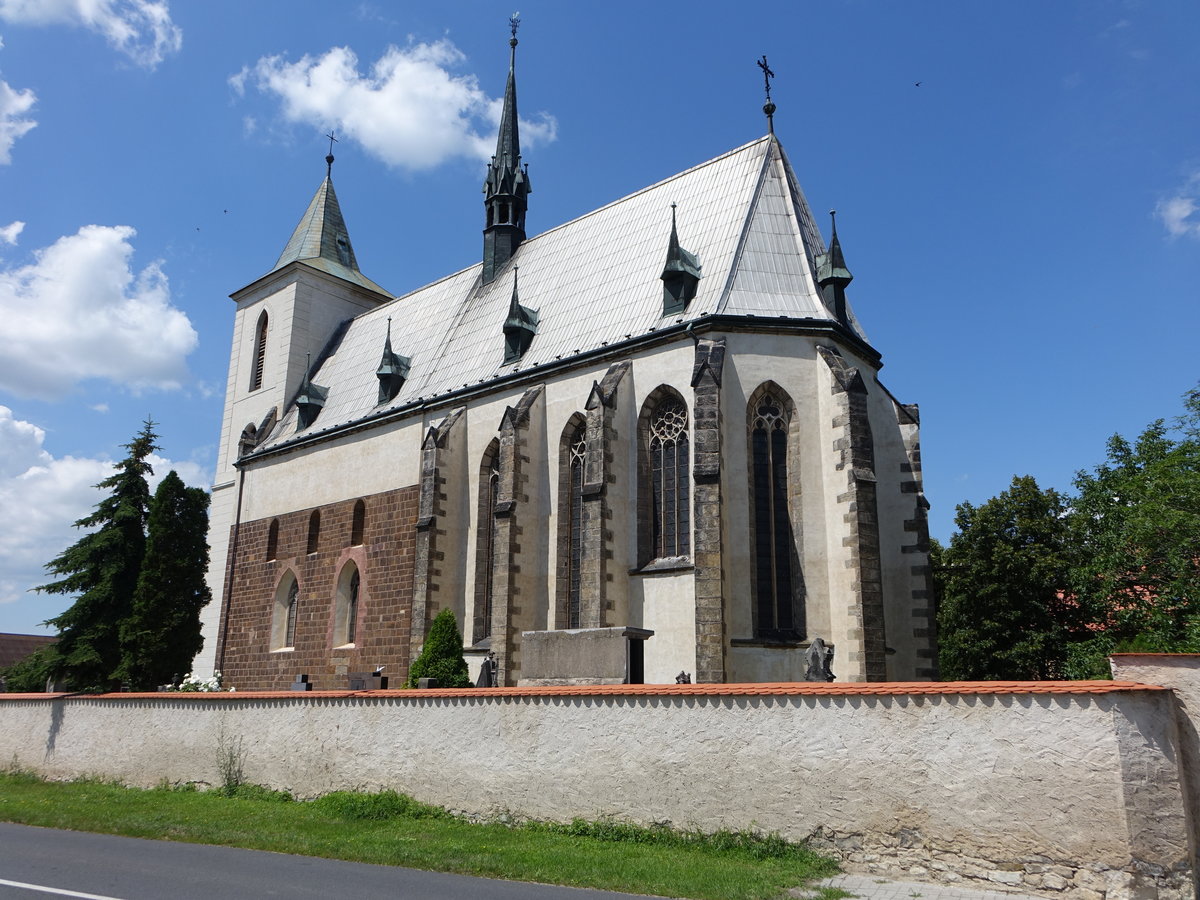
[795,874,1046,900]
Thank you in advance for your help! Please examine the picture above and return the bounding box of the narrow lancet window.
[350,500,365,546]
[558,417,586,629]
[284,579,299,648]
[250,311,268,391]
[307,510,320,554]
[474,441,501,644]
[750,390,801,639]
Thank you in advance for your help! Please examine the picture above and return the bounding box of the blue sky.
[1,1,1197,636]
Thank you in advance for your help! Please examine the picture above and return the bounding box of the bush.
[406,609,471,688]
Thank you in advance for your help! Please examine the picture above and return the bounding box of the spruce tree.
[38,421,158,691]
[406,609,471,688]
[116,471,212,690]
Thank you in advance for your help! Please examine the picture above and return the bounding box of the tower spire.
[482,13,532,284]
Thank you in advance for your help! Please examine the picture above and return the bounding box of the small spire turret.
[816,210,854,327]
[376,316,411,405]
[661,203,702,315]
[295,352,329,429]
[502,266,538,362]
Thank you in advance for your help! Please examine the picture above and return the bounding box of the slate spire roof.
[255,135,871,454]
[271,158,390,296]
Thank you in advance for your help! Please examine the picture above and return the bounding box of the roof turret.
[815,210,854,327]
[482,14,532,284]
[661,203,702,315]
[502,266,538,363]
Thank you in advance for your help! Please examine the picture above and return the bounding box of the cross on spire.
[757,55,777,134]
[509,11,520,44]
[325,131,338,176]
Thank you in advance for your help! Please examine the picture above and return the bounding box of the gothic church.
[197,30,935,689]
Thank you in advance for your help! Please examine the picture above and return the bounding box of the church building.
[197,27,935,689]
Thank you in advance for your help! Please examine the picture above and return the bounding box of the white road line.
[0,878,123,900]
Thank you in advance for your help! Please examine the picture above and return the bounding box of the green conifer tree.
[406,608,471,688]
[116,471,212,690]
[37,421,158,691]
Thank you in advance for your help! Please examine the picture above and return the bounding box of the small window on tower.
[250,311,268,392]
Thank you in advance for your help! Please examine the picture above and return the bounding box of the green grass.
[0,773,839,900]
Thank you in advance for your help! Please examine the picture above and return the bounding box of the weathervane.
[325,131,339,176]
[757,55,776,134]
[510,11,520,45]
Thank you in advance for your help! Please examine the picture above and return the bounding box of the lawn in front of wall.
[0,773,841,900]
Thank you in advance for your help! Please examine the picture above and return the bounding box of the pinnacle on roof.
[661,203,702,315]
[376,317,411,405]
[295,354,328,430]
[815,210,854,327]
[502,266,538,363]
[270,151,390,297]
[482,13,532,284]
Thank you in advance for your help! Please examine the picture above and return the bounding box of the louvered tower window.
[751,393,798,638]
[648,399,690,558]
[563,420,586,629]
[250,311,268,391]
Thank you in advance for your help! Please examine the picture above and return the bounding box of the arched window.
[250,311,268,392]
[748,386,803,639]
[271,572,299,650]
[557,416,586,629]
[350,500,365,546]
[266,519,279,561]
[473,440,501,644]
[307,510,320,555]
[334,562,360,646]
[640,391,691,562]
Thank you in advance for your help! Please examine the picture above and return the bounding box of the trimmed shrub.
[406,609,471,688]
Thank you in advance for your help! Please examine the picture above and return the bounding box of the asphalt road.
[0,823,660,899]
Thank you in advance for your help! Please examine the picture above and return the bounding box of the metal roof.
[258,135,868,451]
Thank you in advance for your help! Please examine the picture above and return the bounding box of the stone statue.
[476,650,498,688]
[805,638,835,683]
[675,671,692,684]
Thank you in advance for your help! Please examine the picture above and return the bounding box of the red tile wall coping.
[1109,653,1200,658]
[0,680,1168,702]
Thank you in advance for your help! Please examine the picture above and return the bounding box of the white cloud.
[0,406,208,607]
[0,219,22,244]
[0,74,35,163]
[237,40,557,172]
[0,224,198,399]
[1156,171,1200,240]
[0,0,181,69]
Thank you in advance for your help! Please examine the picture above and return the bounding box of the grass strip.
[0,773,838,900]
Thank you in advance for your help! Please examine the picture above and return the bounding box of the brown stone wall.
[219,484,419,691]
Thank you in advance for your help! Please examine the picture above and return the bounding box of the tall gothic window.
[749,389,801,639]
[335,562,360,646]
[558,416,586,629]
[250,311,268,392]
[473,440,501,644]
[646,395,691,559]
[272,572,299,650]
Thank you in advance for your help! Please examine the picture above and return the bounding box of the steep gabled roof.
[256,135,868,453]
[271,175,391,296]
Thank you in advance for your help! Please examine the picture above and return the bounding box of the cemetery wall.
[1,678,1197,900]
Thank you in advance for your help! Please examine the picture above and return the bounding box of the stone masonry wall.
[219,484,419,690]
[0,680,1192,900]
